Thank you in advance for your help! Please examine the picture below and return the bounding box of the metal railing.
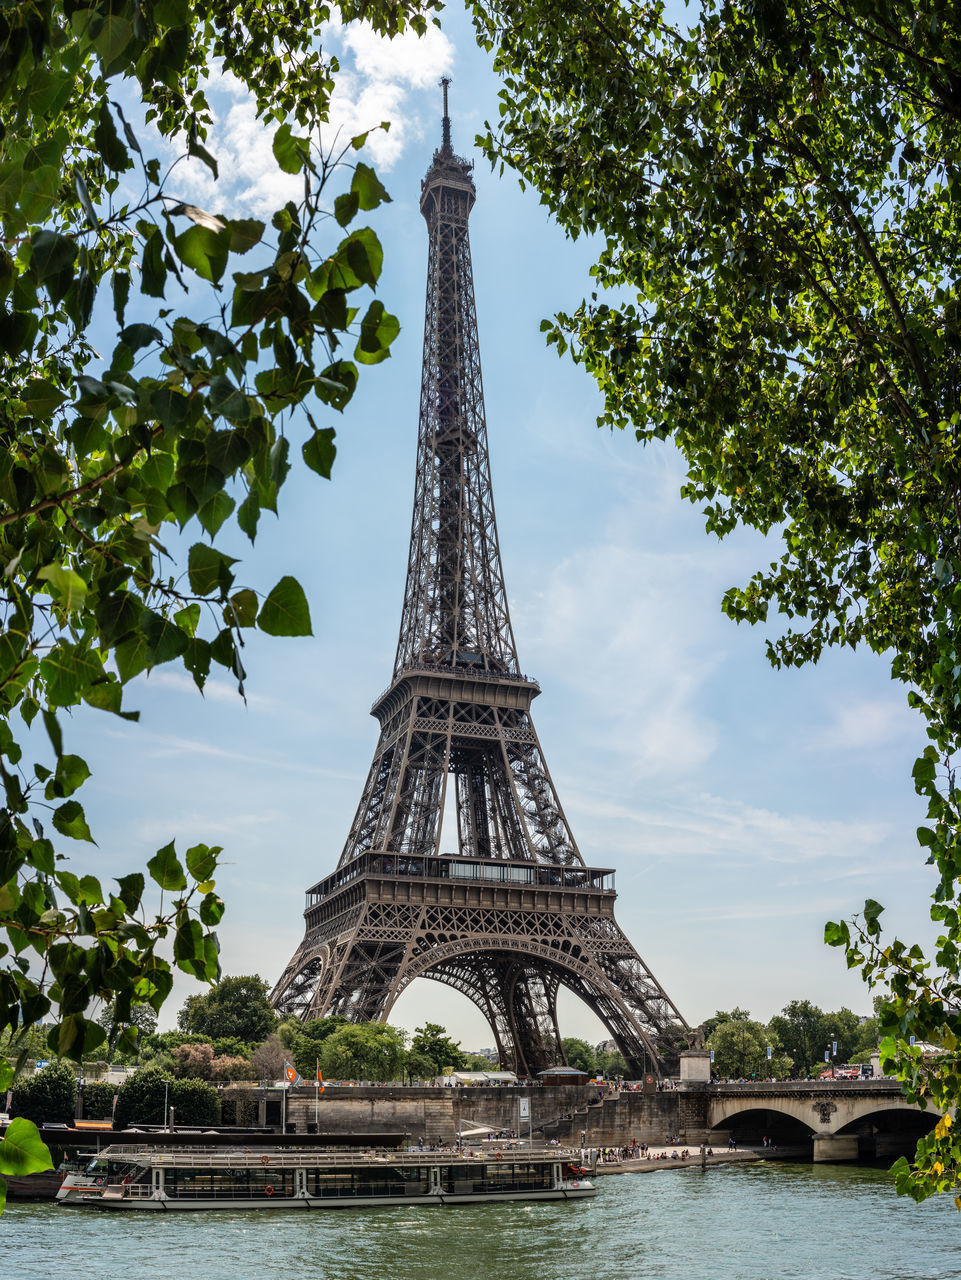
[99,1145,576,1170]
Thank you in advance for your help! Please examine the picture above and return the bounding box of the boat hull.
[74,1185,596,1211]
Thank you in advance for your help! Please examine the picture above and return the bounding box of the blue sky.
[69,6,936,1051]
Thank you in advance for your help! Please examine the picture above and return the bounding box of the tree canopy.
[705,1009,791,1080]
[0,0,438,1203]
[561,1036,596,1076]
[319,1022,408,1082]
[177,974,276,1043]
[472,0,961,1202]
[409,1022,466,1075]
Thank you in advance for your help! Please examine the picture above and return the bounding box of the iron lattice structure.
[272,90,688,1077]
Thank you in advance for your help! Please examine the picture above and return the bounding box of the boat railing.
[99,1145,576,1169]
[114,1182,153,1199]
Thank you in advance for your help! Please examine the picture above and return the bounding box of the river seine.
[5,1161,961,1279]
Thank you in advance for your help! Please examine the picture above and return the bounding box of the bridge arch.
[707,1087,943,1160]
[707,1101,816,1148]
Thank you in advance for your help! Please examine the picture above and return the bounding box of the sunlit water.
[5,1162,961,1280]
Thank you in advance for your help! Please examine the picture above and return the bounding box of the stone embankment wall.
[224,1084,714,1147]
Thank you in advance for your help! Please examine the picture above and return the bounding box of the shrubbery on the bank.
[82,1080,117,1120]
[113,1066,220,1129]
[10,1061,77,1125]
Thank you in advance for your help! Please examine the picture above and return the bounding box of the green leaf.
[334,191,360,228]
[115,632,151,683]
[355,300,400,365]
[29,230,76,282]
[52,800,95,843]
[187,543,237,597]
[94,102,130,172]
[112,271,130,326]
[174,224,229,285]
[141,609,189,665]
[272,124,309,175]
[21,378,67,417]
[187,134,219,178]
[351,162,391,211]
[237,490,260,542]
[39,644,103,706]
[42,708,63,758]
[45,753,91,800]
[37,564,88,611]
[257,576,313,637]
[174,603,201,636]
[200,893,225,926]
[227,219,265,254]
[116,872,145,913]
[147,841,187,892]
[226,588,258,628]
[185,843,219,882]
[0,1119,52,1177]
[120,323,162,353]
[302,428,337,479]
[52,1014,107,1061]
[823,920,850,947]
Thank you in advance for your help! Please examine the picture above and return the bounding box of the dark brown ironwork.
[272,86,688,1077]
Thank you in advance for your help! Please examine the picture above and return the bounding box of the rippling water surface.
[6,1162,961,1280]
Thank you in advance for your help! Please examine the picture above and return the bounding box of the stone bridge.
[699,1079,940,1161]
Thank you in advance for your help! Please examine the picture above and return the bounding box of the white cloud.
[146,669,274,709]
[808,695,919,752]
[519,537,724,776]
[166,23,454,217]
[569,787,890,869]
[101,725,360,781]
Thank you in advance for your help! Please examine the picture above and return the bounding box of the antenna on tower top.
[440,76,452,152]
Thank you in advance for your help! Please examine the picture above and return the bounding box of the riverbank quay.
[229,1077,923,1161]
[591,1145,808,1175]
[225,1081,705,1147]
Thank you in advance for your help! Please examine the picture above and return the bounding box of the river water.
[5,1161,960,1280]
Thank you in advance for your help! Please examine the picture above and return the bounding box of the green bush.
[114,1065,220,1129]
[10,1062,77,1125]
[172,1077,221,1126]
[82,1080,117,1120]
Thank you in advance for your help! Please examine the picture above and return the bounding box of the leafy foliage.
[408,1022,466,1075]
[0,0,438,1200]
[319,1022,408,1082]
[9,1059,76,1124]
[177,975,276,1043]
[113,1063,219,1128]
[767,1000,873,1077]
[705,1010,791,1080]
[170,1040,215,1078]
[561,1036,596,1076]
[472,0,961,1200]
[81,1078,117,1120]
[289,1013,348,1079]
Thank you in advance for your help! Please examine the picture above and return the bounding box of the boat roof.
[98,1145,575,1170]
[42,1127,410,1149]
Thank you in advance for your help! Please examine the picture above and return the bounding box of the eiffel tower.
[272,84,689,1077]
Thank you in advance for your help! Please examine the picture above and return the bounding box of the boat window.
[163,1168,295,1199]
[305,1166,430,1198]
[440,1161,553,1193]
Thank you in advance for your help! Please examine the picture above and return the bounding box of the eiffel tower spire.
[271,93,689,1077]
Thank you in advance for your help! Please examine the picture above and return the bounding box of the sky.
[69,4,939,1052]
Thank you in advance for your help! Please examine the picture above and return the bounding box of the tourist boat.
[57,1145,596,1210]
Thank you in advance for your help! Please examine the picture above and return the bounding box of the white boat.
[57,1145,596,1210]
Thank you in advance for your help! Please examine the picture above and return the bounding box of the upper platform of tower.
[420,77,476,220]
